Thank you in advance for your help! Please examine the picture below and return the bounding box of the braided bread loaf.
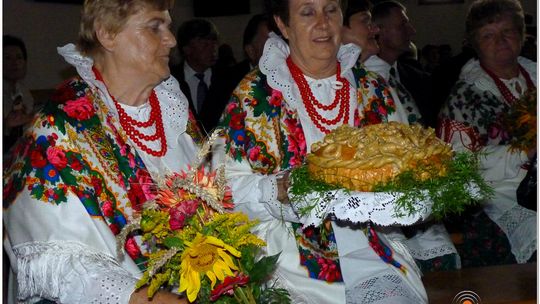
[307,122,453,191]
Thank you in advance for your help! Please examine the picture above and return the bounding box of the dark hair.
[243,14,268,47]
[3,35,27,60]
[465,0,525,49]
[343,0,373,26]
[371,0,406,25]
[264,0,289,36]
[177,19,219,48]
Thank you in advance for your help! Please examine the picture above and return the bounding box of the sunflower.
[178,233,241,302]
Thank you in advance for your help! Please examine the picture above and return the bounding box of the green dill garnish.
[289,152,492,220]
[289,166,344,215]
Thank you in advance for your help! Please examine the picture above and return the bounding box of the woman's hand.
[276,171,291,204]
[129,287,188,304]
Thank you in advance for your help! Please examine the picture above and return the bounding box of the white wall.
[4,0,536,90]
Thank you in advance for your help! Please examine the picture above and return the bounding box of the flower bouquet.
[117,132,290,303]
[504,88,537,153]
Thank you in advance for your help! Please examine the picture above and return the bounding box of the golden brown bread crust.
[307,122,453,191]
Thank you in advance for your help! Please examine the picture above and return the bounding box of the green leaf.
[163,237,183,249]
[249,252,281,283]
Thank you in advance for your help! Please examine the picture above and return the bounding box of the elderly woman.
[3,1,199,303]
[438,0,536,267]
[218,0,427,302]
[342,0,460,273]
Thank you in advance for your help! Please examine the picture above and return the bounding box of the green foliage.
[248,253,281,283]
[289,152,493,220]
[289,166,344,215]
[163,237,183,249]
[259,286,292,304]
[373,152,493,219]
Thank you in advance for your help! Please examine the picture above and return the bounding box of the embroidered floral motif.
[353,64,397,127]
[439,80,516,149]
[63,96,96,121]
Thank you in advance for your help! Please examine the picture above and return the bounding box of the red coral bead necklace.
[481,63,535,104]
[92,67,167,157]
[286,56,350,134]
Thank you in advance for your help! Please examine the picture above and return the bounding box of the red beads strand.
[114,90,167,157]
[481,63,535,104]
[286,57,350,134]
[93,67,167,157]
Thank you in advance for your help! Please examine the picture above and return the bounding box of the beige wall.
[4,0,537,90]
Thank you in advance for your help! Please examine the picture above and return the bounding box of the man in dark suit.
[170,19,231,134]
[229,14,270,87]
[370,0,434,127]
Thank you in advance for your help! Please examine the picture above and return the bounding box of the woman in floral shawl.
[3,1,199,303]
[438,0,536,267]
[216,0,427,302]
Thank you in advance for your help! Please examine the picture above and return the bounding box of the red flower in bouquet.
[169,199,199,230]
[125,237,142,260]
[210,273,250,301]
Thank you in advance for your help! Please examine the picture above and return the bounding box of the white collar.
[259,32,360,109]
[184,62,210,78]
[57,43,190,135]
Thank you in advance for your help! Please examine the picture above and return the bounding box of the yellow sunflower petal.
[205,235,226,247]
[178,261,190,293]
[186,268,201,302]
[213,260,234,279]
[218,249,239,270]
[206,270,217,288]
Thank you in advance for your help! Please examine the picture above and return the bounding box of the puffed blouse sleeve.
[3,107,140,303]
[214,82,300,224]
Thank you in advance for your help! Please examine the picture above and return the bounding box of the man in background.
[366,0,433,127]
[171,19,227,133]
[229,14,270,85]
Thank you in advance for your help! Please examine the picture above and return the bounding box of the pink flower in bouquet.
[210,274,250,301]
[125,237,142,259]
[169,200,199,230]
[63,96,95,121]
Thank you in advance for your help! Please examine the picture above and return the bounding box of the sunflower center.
[189,243,218,272]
